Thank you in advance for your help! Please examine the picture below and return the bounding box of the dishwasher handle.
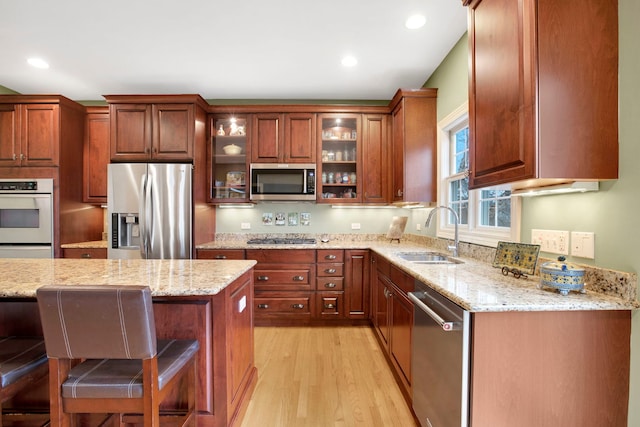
[408,291,462,332]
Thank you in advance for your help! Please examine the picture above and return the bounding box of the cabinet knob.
[291,304,305,309]
[397,189,403,197]
[215,254,227,259]
[81,253,92,259]
[325,254,337,260]
[325,268,337,274]
[324,282,337,288]
[12,153,17,161]
[257,304,269,309]
[257,275,269,281]
[292,275,305,281]
[324,303,335,309]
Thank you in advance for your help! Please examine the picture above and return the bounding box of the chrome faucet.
[425,206,460,257]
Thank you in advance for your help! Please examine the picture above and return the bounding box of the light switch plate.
[571,231,595,259]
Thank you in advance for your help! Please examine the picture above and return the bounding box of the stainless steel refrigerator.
[107,163,192,259]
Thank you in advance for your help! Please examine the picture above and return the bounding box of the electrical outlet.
[351,223,361,230]
[531,229,569,255]
[240,222,251,230]
[571,231,595,259]
[416,223,422,231]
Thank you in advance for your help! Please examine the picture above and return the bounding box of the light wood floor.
[239,326,418,427]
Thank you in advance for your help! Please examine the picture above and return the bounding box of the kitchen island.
[0,258,258,427]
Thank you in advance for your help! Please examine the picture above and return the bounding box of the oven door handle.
[408,291,461,332]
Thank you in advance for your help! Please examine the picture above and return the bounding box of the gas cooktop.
[246,238,317,245]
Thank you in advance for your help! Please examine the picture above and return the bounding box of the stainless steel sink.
[395,251,463,265]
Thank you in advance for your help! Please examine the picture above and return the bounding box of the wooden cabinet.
[316,249,345,319]
[389,89,438,203]
[371,254,412,401]
[196,248,246,260]
[251,112,316,163]
[0,98,79,167]
[318,114,360,203]
[106,95,208,162]
[469,310,630,426]
[361,114,389,203]
[465,0,618,189]
[248,249,316,323]
[344,249,370,319]
[61,247,107,259]
[210,115,249,202]
[83,106,109,204]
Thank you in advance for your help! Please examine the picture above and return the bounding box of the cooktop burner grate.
[246,238,317,245]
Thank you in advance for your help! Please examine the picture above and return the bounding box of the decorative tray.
[492,241,541,278]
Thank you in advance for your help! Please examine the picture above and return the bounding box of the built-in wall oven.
[0,179,53,258]
[408,280,470,427]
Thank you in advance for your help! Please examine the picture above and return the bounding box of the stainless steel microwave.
[250,163,316,201]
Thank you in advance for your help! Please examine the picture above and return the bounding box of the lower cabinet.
[61,247,107,259]
[371,253,412,402]
[196,248,246,260]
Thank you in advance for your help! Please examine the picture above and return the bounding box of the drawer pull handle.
[81,253,92,259]
[324,282,337,288]
[324,303,335,309]
[325,268,337,274]
[215,254,227,259]
[325,254,337,260]
[257,275,269,281]
[292,275,305,281]
[291,304,305,309]
[257,304,269,309]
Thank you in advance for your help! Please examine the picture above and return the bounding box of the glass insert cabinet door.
[211,115,248,202]
[318,114,360,203]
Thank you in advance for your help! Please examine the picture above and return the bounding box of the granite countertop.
[198,236,639,313]
[61,240,108,249]
[0,258,257,298]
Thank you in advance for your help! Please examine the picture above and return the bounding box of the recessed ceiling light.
[341,56,358,67]
[406,14,426,30]
[27,57,49,69]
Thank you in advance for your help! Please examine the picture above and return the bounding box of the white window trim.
[435,102,521,247]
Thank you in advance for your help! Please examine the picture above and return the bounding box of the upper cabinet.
[389,89,438,204]
[361,114,389,203]
[318,114,360,203]
[464,0,618,189]
[251,112,316,163]
[105,95,208,162]
[210,115,249,203]
[0,96,85,167]
[83,106,110,204]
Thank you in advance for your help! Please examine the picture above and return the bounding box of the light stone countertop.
[198,237,639,312]
[61,240,108,249]
[0,258,256,298]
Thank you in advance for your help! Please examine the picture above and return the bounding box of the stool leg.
[49,358,74,427]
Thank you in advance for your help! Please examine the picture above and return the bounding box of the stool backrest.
[36,285,157,360]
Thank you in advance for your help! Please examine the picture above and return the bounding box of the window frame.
[435,102,521,247]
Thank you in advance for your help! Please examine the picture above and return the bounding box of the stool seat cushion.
[61,339,199,399]
[0,336,48,389]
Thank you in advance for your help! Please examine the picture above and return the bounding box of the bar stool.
[0,336,49,427]
[36,285,199,427]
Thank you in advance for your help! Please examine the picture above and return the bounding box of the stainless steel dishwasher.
[408,280,470,427]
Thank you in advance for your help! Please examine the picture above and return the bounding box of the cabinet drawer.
[316,277,344,291]
[390,265,414,295]
[246,249,315,264]
[196,249,245,260]
[62,248,107,259]
[254,269,313,290]
[317,263,344,277]
[317,292,344,318]
[317,249,344,263]
[254,294,312,315]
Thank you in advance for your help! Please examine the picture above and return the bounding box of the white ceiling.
[0,0,467,102]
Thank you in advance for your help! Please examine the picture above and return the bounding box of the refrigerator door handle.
[139,173,150,258]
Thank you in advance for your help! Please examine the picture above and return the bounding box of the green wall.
[424,4,639,425]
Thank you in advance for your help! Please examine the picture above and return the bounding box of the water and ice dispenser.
[111,213,141,250]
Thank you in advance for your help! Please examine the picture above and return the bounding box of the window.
[435,103,520,247]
